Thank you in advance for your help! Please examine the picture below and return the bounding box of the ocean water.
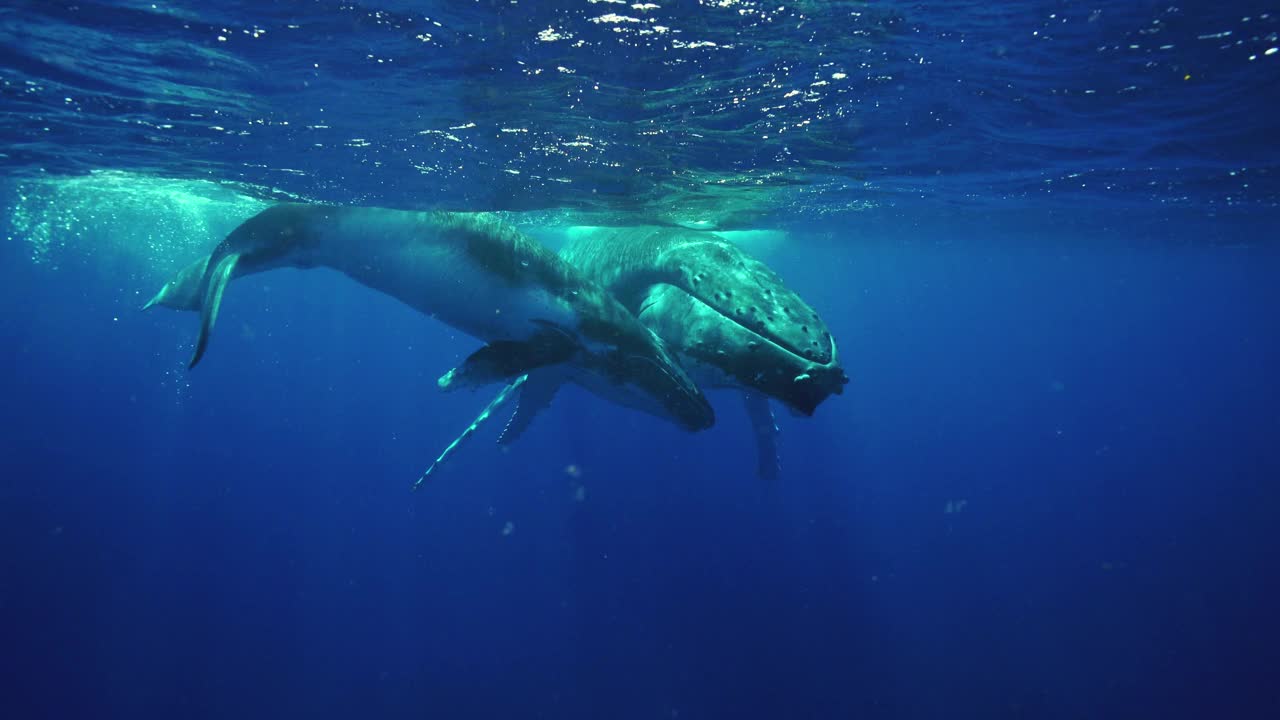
[2,2,1279,719]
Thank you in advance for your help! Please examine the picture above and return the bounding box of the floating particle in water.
[502,521,515,536]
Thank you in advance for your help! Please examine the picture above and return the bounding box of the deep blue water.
[3,2,1280,719]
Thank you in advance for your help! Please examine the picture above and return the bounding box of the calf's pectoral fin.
[498,370,562,445]
[188,252,241,369]
[412,375,529,491]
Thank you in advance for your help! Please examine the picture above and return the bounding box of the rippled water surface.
[3,0,1278,224]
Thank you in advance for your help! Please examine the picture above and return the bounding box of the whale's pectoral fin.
[143,255,211,312]
[414,369,565,489]
[438,331,577,391]
[498,370,562,445]
[412,375,529,490]
[188,252,241,369]
[743,391,781,481]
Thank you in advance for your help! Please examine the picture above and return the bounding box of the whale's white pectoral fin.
[743,391,781,480]
[415,370,562,491]
[498,371,562,445]
[437,331,577,391]
[188,252,240,369]
[413,374,528,490]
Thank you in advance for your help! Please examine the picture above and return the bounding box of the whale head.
[559,226,848,416]
[636,281,847,415]
[640,236,847,415]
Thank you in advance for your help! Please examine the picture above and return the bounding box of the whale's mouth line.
[643,284,839,372]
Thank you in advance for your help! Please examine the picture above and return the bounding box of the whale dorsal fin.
[438,329,577,391]
[188,252,241,369]
[498,371,562,445]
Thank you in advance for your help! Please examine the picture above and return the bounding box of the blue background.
[4,204,1278,718]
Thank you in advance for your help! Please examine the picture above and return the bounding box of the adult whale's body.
[145,204,714,432]
[422,225,848,482]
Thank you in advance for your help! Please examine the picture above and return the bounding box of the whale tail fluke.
[142,255,211,312]
[143,252,241,369]
[187,252,241,369]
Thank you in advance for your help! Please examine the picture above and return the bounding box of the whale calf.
[421,224,848,483]
[145,204,715,433]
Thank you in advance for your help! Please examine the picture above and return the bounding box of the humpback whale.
[566,225,847,414]
[420,224,848,483]
[144,204,715,433]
